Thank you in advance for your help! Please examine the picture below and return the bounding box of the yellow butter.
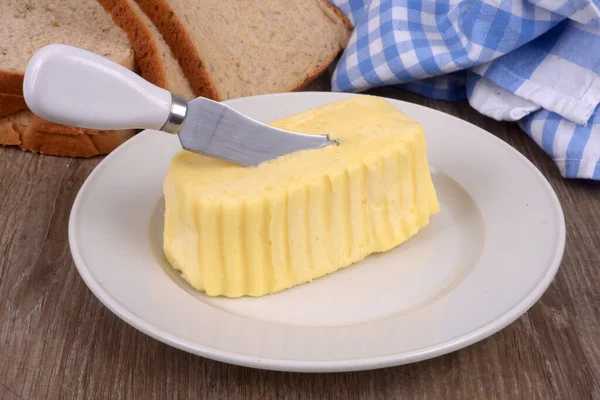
[163,96,440,297]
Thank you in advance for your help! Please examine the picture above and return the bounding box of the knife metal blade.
[172,96,337,166]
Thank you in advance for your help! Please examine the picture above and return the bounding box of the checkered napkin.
[328,0,600,180]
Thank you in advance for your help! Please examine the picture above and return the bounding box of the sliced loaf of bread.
[97,0,194,99]
[134,0,352,100]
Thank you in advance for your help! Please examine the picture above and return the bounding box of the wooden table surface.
[1,83,599,399]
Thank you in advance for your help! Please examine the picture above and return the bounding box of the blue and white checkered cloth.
[328,0,600,180]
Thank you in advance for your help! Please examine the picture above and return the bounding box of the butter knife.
[23,44,336,166]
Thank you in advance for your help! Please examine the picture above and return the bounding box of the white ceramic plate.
[69,92,565,372]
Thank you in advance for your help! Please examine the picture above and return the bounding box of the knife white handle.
[23,43,182,131]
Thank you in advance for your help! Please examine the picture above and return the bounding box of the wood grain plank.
[1,84,599,399]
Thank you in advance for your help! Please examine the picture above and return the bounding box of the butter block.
[163,96,440,297]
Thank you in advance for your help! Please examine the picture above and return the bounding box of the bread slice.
[97,0,194,99]
[0,93,27,117]
[134,0,352,100]
[0,1,135,96]
[0,110,136,157]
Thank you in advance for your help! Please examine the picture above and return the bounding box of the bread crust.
[98,0,166,87]
[97,0,193,98]
[0,93,27,117]
[316,0,354,30]
[0,110,136,157]
[0,111,29,145]
[135,0,221,100]
[21,117,136,157]
[0,70,24,96]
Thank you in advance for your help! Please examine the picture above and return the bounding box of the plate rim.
[68,91,566,372]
